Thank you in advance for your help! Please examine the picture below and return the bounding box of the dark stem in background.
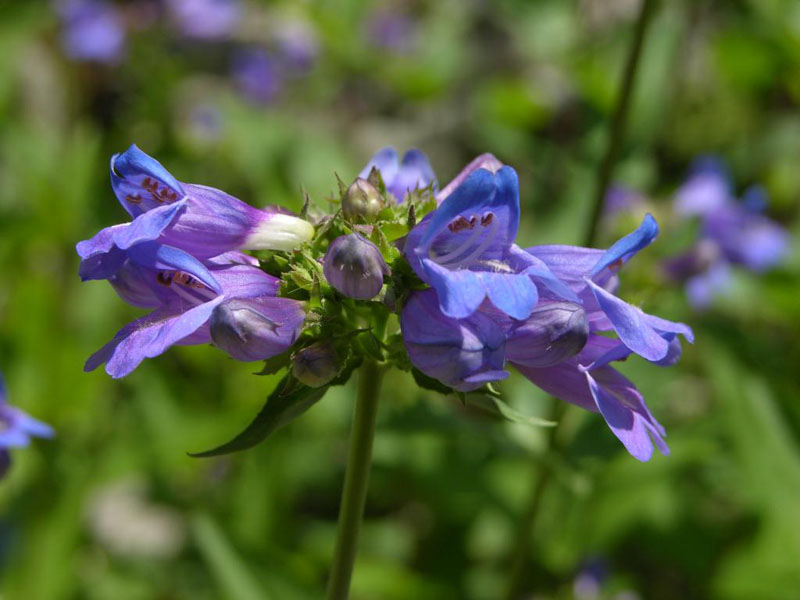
[504,1,657,599]
[325,360,384,600]
[585,0,657,248]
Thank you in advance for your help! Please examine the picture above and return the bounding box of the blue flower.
[85,259,305,378]
[166,0,241,40]
[0,371,53,478]
[323,234,390,300]
[401,290,509,392]
[668,158,788,308]
[77,145,313,282]
[232,48,284,105]
[359,147,436,203]
[57,0,126,64]
[404,160,576,320]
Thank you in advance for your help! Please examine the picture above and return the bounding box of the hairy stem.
[325,360,384,600]
[505,2,657,598]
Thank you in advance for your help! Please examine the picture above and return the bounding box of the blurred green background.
[1,0,799,598]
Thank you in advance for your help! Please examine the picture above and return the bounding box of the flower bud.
[209,297,305,362]
[243,212,315,252]
[506,302,589,367]
[291,341,339,387]
[342,178,385,221]
[323,234,390,300]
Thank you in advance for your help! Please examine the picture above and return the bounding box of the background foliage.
[0,0,799,598]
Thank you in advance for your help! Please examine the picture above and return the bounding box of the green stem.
[325,360,384,600]
[585,0,657,248]
[505,2,657,598]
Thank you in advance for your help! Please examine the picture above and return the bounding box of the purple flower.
[166,0,241,40]
[77,145,313,281]
[85,260,304,378]
[401,211,692,460]
[669,158,788,308]
[209,297,305,362]
[275,18,319,74]
[232,48,284,105]
[404,160,577,320]
[56,0,126,64]
[526,215,693,364]
[323,234,390,300]
[674,156,731,217]
[367,9,416,52]
[515,335,671,462]
[401,290,509,392]
[0,372,54,478]
[359,147,436,203]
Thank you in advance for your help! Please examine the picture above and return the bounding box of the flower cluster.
[666,158,788,308]
[0,371,53,479]
[395,154,693,461]
[77,145,312,378]
[80,145,693,461]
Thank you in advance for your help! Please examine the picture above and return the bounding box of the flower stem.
[584,0,657,248]
[505,2,657,598]
[325,360,384,600]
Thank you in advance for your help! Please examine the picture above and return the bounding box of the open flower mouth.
[156,270,218,306]
[428,211,500,269]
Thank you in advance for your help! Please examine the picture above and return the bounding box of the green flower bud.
[292,341,340,387]
[342,178,385,221]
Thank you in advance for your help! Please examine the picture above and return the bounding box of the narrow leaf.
[190,376,329,457]
[465,394,556,427]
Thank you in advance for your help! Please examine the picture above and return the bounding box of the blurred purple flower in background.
[0,371,54,479]
[275,17,319,74]
[166,0,241,40]
[667,157,788,308]
[231,48,284,105]
[367,8,416,52]
[56,0,126,64]
[360,147,436,203]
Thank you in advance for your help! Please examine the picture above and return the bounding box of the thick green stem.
[585,0,657,248]
[505,2,657,598]
[325,360,384,600]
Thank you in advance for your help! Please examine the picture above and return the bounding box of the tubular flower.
[359,147,436,203]
[401,290,509,392]
[0,372,54,478]
[323,234,390,300]
[85,260,304,378]
[404,160,577,321]
[667,157,788,308]
[77,145,313,281]
[526,214,693,364]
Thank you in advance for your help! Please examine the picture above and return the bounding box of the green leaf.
[465,394,555,427]
[190,376,329,457]
[256,354,290,376]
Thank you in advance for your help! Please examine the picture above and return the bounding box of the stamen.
[430,212,501,269]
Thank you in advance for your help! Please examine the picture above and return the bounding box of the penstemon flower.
[79,144,696,599]
[359,147,437,203]
[666,157,788,308]
[0,371,53,478]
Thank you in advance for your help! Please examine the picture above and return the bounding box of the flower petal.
[126,242,222,294]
